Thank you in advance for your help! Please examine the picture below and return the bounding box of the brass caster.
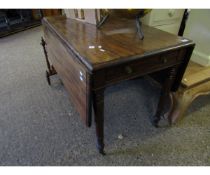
[46,70,51,85]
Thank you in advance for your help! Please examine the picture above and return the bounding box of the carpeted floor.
[0,26,210,166]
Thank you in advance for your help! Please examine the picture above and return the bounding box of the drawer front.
[105,50,181,84]
[44,26,91,127]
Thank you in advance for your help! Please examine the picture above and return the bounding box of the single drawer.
[105,50,181,83]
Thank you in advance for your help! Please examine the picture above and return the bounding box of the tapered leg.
[92,89,105,155]
[152,66,177,127]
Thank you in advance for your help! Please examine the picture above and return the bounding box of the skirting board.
[190,50,210,67]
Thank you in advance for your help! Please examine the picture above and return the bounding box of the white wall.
[184,9,210,66]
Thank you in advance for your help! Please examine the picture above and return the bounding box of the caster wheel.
[99,149,106,156]
[151,116,160,128]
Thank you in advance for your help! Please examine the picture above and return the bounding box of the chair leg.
[168,81,210,124]
[168,90,194,124]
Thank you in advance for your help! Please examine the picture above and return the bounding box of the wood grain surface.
[42,15,195,153]
[42,16,194,71]
[44,25,91,127]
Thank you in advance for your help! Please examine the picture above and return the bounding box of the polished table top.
[42,16,194,71]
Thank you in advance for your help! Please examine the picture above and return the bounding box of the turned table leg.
[41,37,57,85]
[152,66,177,127]
[93,89,105,155]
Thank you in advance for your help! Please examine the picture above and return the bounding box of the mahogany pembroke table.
[41,16,195,155]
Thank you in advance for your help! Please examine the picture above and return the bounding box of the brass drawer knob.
[161,57,168,63]
[125,66,133,74]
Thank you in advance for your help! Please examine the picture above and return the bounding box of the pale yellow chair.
[168,61,210,124]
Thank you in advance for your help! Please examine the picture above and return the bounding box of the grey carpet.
[0,26,210,166]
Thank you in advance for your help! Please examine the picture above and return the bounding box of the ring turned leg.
[93,89,105,155]
[41,37,57,85]
[152,89,168,127]
[152,66,177,127]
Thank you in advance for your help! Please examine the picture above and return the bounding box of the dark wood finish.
[41,16,195,154]
[40,37,57,85]
[42,16,194,71]
[152,66,178,127]
[93,89,105,155]
[43,25,92,127]
[171,46,194,91]
[41,9,62,17]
